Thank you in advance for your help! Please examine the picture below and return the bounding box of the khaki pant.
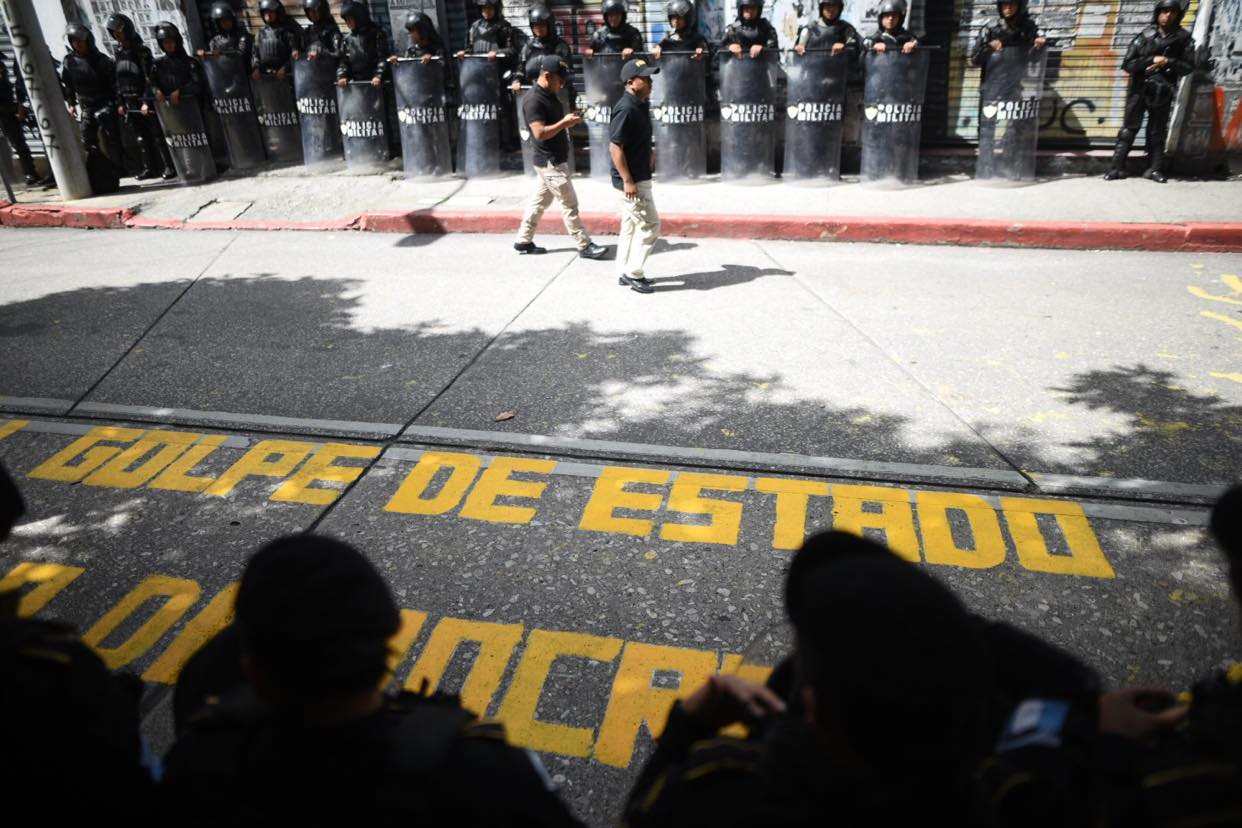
[515,161,592,249]
[616,180,660,279]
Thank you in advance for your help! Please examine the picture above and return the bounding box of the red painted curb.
[4,200,1241,252]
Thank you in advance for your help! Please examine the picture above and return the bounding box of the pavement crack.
[65,233,240,417]
[751,240,1036,490]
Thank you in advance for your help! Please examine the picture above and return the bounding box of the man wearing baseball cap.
[610,57,661,294]
[514,55,608,260]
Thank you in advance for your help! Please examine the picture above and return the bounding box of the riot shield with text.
[394,59,452,179]
[652,52,707,181]
[718,52,778,181]
[456,57,501,178]
[976,45,1048,183]
[253,75,303,164]
[783,50,848,182]
[154,97,217,184]
[293,57,343,164]
[202,52,266,170]
[582,54,627,179]
[861,49,930,185]
[336,81,390,170]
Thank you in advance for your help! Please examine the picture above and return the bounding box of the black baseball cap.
[620,57,659,81]
[538,54,569,78]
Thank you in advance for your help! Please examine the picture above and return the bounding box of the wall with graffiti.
[945,0,1200,148]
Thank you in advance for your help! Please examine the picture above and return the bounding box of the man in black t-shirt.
[609,58,659,294]
[514,55,608,259]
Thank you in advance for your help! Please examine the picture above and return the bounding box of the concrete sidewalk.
[3,161,1241,250]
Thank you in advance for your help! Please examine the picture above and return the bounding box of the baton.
[458,50,513,59]
[394,55,444,62]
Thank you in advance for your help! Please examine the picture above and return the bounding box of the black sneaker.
[136,168,160,180]
[161,167,178,180]
[1143,168,1168,184]
[514,241,547,255]
[619,274,654,294]
[579,243,608,260]
[1102,168,1126,181]
[23,173,40,186]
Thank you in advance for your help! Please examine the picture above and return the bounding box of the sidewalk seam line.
[751,238,1037,490]
[64,233,240,416]
[303,249,580,533]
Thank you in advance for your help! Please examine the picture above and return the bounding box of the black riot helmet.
[528,4,554,28]
[603,0,627,24]
[65,22,95,48]
[737,0,762,15]
[340,0,372,25]
[996,0,1027,17]
[405,10,436,40]
[1153,0,1185,23]
[154,21,185,52]
[667,0,694,24]
[210,1,237,23]
[259,0,286,20]
[302,0,331,17]
[475,0,499,10]
[878,0,906,25]
[820,0,844,8]
[106,12,139,42]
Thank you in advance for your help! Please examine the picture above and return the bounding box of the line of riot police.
[28,0,1193,190]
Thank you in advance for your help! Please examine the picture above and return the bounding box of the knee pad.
[1117,127,1137,144]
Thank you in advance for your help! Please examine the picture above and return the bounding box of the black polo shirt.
[609,90,653,190]
[521,84,570,167]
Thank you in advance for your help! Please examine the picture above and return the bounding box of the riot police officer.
[107,13,176,180]
[970,0,1046,66]
[335,0,389,88]
[795,0,861,57]
[586,0,645,59]
[61,23,123,171]
[863,0,918,53]
[455,0,521,152]
[652,0,709,61]
[149,22,206,107]
[301,0,340,59]
[1,56,43,186]
[1104,0,1194,183]
[201,1,255,71]
[254,0,304,79]
[513,5,572,92]
[722,0,779,59]
[388,12,456,99]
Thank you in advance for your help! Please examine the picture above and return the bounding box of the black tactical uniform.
[465,0,521,151]
[151,23,206,100]
[862,0,917,50]
[163,685,583,827]
[301,0,341,58]
[591,0,645,54]
[970,0,1042,66]
[108,13,176,179]
[657,0,710,54]
[402,13,457,100]
[337,0,390,82]
[796,0,861,55]
[255,0,304,76]
[61,24,122,168]
[207,2,255,71]
[1,56,41,185]
[721,0,780,51]
[515,6,572,90]
[1105,0,1194,182]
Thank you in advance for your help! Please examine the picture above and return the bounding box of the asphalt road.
[1,227,1239,825]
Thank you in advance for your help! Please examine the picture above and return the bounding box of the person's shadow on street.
[650,264,793,292]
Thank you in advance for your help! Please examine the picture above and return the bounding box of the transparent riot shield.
[456,56,501,178]
[976,45,1048,183]
[154,96,217,184]
[652,51,707,181]
[393,58,453,179]
[860,49,930,185]
[293,57,343,164]
[718,52,779,181]
[336,81,390,171]
[783,50,848,182]
[582,53,627,179]
[202,51,267,170]
[253,74,303,164]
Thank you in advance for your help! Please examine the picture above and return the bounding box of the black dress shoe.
[619,274,654,294]
[136,168,160,180]
[514,241,547,255]
[1103,168,1125,181]
[579,243,608,260]
[161,167,178,180]
[23,173,40,186]
[1143,168,1168,183]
